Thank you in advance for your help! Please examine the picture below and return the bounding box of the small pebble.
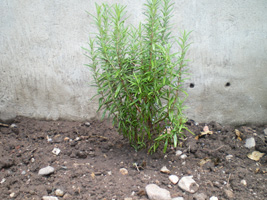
[10,192,15,198]
[52,148,61,155]
[180,154,187,159]
[55,189,64,197]
[245,137,256,148]
[178,176,199,193]
[120,168,128,175]
[160,166,171,174]
[176,150,183,156]
[31,158,35,162]
[10,124,17,128]
[42,196,59,200]
[172,197,184,200]
[169,175,179,184]
[240,179,247,186]
[1,178,6,184]
[38,166,55,176]
[85,122,91,126]
[209,196,218,200]
[21,170,26,175]
[226,155,233,161]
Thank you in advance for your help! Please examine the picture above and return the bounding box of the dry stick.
[227,173,232,188]
[203,145,225,152]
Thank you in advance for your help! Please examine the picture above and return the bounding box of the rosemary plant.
[84,0,192,153]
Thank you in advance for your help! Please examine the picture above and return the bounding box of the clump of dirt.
[0,117,266,200]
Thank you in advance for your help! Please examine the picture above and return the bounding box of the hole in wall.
[189,83,195,88]
[225,82,231,87]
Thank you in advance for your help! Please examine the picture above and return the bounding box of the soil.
[0,117,266,200]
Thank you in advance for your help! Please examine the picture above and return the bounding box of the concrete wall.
[1,0,267,125]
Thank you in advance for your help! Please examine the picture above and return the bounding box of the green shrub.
[84,0,192,153]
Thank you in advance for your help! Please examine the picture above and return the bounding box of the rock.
[224,189,234,199]
[1,178,6,184]
[226,155,234,161]
[38,166,55,176]
[240,179,247,186]
[160,166,171,174]
[209,196,218,200]
[180,154,187,159]
[52,148,61,155]
[264,128,267,136]
[55,189,64,197]
[176,150,183,156]
[178,176,199,193]
[85,122,91,127]
[10,192,15,198]
[172,197,184,200]
[63,193,72,199]
[145,184,171,200]
[169,175,179,184]
[245,137,256,148]
[10,124,17,128]
[124,198,133,200]
[120,168,128,175]
[42,196,59,200]
[193,193,208,200]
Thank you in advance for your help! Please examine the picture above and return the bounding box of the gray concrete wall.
[1,0,267,125]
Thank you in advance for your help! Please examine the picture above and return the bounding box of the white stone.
[38,166,55,176]
[264,128,267,136]
[226,155,233,161]
[124,198,133,200]
[160,166,170,174]
[209,196,218,200]
[180,154,187,159]
[245,137,256,148]
[52,148,61,155]
[176,150,183,156]
[85,122,91,126]
[145,184,172,200]
[10,124,17,128]
[10,192,15,198]
[178,176,199,193]
[1,178,6,184]
[172,197,184,200]
[55,189,64,197]
[42,196,59,200]
[169,175,179,184]
[240,179,247,186]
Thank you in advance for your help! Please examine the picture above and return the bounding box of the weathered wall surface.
[1,0,267,124]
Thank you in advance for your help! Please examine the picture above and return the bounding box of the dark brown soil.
[0,117,266,200]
